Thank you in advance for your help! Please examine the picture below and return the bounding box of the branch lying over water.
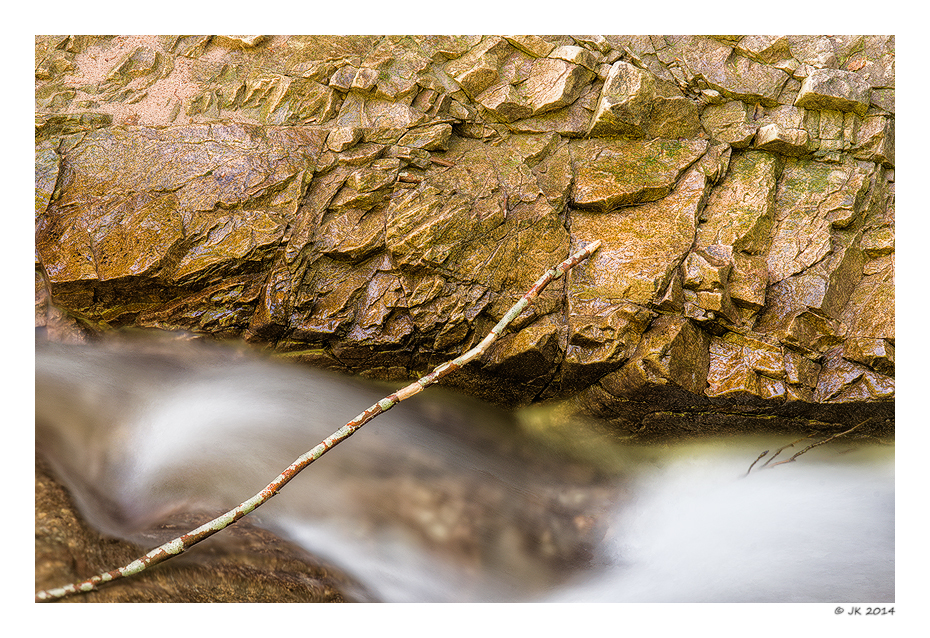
[35,240,603,602]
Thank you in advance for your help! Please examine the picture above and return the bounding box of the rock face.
[36,34,894,433]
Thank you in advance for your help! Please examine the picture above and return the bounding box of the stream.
[35,335,894,603]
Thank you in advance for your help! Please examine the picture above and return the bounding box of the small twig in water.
[769,418,874,467]
[745,449,769,476]
[760,433,817,469]
[35,240,602,602]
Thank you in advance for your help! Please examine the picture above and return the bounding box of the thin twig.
[769,418,875,467]
[745,449,768,476]
[35,240,602,602]
[760,433,817,468]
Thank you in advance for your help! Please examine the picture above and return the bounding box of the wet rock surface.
[36,34,893,437]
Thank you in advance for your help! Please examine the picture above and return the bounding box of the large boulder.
[36,33,894,433]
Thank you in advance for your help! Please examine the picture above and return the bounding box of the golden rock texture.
[36,35,894,432]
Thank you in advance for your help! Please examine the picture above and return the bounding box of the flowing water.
[35,335,894,603]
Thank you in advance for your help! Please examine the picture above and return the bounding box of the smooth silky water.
[35,335,894,603]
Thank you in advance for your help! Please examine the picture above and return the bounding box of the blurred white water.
[547,442,894,602]
[35,337,894,603]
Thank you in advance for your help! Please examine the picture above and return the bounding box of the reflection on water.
[35,336,894,602]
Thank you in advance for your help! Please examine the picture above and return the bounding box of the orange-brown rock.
[35,34,894,432]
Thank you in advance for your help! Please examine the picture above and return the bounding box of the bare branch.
[745,449,769,476]
[35,240,602,602]
[760,433,817,468]
[769,418,874,467]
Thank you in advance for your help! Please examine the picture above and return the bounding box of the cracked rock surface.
[36,35,894,434]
